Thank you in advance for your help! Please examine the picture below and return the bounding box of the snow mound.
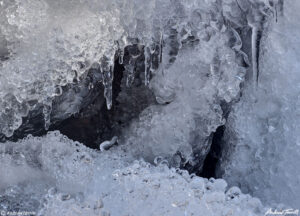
[0,132,267,216]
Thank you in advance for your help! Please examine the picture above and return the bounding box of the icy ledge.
[0,132,268,216]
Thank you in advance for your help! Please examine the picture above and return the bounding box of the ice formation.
[0,0,122,136]
[0,0,271,137]
[0,0,298,214]
[119,0,273,169]
[217,1,300,208]
[0,132,267,216]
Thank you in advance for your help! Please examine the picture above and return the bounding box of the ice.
[0,0,294,212]
[0,0,273,137]
[0,0,123,136]
[218,1,300,208]
[0,132,267,216]
[121,14,249,167]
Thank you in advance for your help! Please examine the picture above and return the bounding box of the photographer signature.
[265,208,299,216]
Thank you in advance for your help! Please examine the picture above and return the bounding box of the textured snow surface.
[218,1,300,208]
[0,132,267,216]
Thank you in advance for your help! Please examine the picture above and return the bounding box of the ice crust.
[0,132,267,216]
[218,1,300,208]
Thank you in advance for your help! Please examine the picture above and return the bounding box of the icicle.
[144,45,151,86]
[273,0,284,22]
[149,43,156,76]
[158,32,164,76]
[104,67,113,110]
[278,0,284,17]
[119,48,124,64]
[274,3,278,22]
[251,26,258,84]
[250,25,262,85]
[125,44,142,87]
[116,39,125,65]
[100,56,114,110]
[125,61,135,87]
[159,32,163,64]
[43,104,52,130]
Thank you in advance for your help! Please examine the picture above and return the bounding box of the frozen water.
[0,0,123,136]
[0,132,267,216]
[218,1,300,208]
[119,0,271,169]
[121,39,242,167]
[0,0,272,137]
[0,0,296,213]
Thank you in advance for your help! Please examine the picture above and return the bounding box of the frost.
[0,132,267,216]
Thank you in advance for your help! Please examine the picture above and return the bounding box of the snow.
[0,132,266,216]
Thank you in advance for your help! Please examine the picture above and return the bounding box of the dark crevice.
[49,45,157,149]
[255,29,262,83]
[198,125,225,178]
[0,45,157,148]
[182,100,232,178]
[181,124,226,179]
[52,59,124,149]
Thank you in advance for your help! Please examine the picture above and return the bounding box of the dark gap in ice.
[53,59,124,149]
[184,101,232,179]
[50,45,156,149]
[255,29,262,83]
[198,125,225,178]
[0,45,156,150]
